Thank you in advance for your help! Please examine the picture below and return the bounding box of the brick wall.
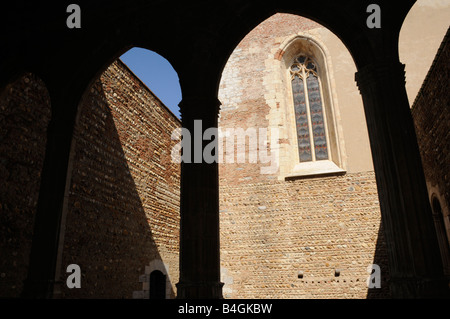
[218,13,390,298]
[411,28,450,268]
[59,60,181,298]
[219,172,390,298]
[218,14,323,183]
[1,14,447,301]
[412,28,450,212]
[0,74,51,297]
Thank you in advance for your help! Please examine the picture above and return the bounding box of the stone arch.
[217,13,384,298]
[217,6,448,298]
[5,1,447,299]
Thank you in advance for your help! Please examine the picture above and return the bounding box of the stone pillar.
[176,96,224,299]
[21,99,77,299]
[355,61,450,298]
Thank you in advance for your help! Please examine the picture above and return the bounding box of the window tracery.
[290,55,329,163]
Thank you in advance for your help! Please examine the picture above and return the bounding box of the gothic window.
[290,55,329,163]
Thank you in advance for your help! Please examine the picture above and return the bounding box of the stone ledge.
[284,160,346,180]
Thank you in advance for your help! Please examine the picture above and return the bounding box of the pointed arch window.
[290,56,330,163]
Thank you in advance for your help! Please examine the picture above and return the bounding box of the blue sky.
[120,47,182,119]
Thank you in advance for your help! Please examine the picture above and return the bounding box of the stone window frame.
[267,33,347,179]
[289,54,331,163]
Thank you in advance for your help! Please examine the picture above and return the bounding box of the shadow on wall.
[0,73,51,297]
[0,63,179,299]
[59,70,176,299]
[366,221,391,298]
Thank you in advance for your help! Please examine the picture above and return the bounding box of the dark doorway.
[431,196,450,273]
[150,270,166,299]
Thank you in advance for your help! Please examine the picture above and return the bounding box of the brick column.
[355,61,450,298]
[176,96,224,299]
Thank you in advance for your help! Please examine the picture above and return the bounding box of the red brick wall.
[218,14,390,298]
[411,29,450,273]
[0,60,181,299]
[60,60,181,298]
[4,18,446,300]
[219,14,322,184]
[0,74,51,297]
[220,172,390,299]
[412,29,450,211]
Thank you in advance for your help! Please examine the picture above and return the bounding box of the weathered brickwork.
[219,172,390,298]
[0,74,51,297]
[411,28,450,258]
[1,13,446,300]
[219,14,324,183]
[59,60,180,298]
[218,14,390,298]
[412,29,449,210]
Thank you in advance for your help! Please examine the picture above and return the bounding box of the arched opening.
[217,13,388,299]
[0,73,51,298]
[55,47,181,298]
[399,0,450,105]
[401,0,450,282]
[150,270,166,299]
[3,0,446,300]
[120,48,182,119]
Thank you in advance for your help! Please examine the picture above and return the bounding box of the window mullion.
[317,77,332,161]
[303,69,316,162]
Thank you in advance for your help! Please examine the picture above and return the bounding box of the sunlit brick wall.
[60,60,180,298]
[218,13,390,299]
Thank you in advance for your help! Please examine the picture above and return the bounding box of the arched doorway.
[431,196,450,276]
[150,270,166,299]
